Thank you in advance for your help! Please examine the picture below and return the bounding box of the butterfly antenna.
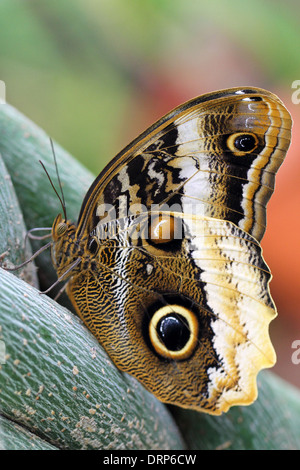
[39,154,68,222]
[50,138,67,219]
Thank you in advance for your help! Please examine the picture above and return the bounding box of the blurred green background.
[1,0,300,389]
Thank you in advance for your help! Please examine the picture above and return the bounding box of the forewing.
[77,87,291,242]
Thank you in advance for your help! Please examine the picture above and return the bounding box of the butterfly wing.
[67,212,276,414]
[56,87,291,414]
[77,87,291,243]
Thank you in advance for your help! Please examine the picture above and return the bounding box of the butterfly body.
[51,87,291,415]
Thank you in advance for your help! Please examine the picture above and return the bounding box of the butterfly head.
[51,213,78,277]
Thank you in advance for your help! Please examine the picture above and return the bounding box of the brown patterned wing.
[66,213,277,414]
[51,87,292,415]
[77,87,292,243]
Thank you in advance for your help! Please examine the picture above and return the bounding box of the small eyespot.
[148,214,182,247]
[148,305,199,360]
[88,237,99,255]
[56,222,67,237]
[226,132,259,156]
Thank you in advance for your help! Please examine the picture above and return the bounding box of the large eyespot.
[148,305,199,360]
[148,214,182,250]
[226,132,259,156]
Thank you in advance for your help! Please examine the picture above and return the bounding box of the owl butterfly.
[50,87,291,415]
